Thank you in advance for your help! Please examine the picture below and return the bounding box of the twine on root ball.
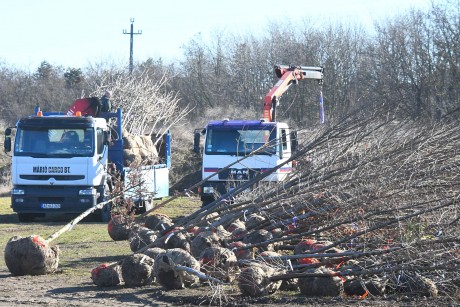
[121,254,155,287]
[237,262,284,296]
[199,246,238,282]
[129,225,158,252]
[142,247,166,261]
[154,248,201,290]
[144,213,174,233]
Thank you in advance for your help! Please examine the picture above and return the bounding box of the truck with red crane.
[4,100,171,222]
[194,65,323,206]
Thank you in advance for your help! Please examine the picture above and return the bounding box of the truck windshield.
[205,127,276,156]
[14,127,95,157]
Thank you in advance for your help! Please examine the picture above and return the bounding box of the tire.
[100,203,112,222]
[18,213,35,223]
[201,197,215,208]
[99,182,112,222]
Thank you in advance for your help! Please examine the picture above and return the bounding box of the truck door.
[279,128,291,159]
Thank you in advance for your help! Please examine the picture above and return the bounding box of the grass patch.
[0,197,11,215]
[148,196,201,221]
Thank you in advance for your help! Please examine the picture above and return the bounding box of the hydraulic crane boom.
[263,65,323,122]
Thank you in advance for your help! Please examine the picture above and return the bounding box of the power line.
[123,18,142,74]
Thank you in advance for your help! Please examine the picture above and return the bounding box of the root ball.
[154,248,201,290]
[142,247,166,261]
[107,215,132,241]
[121,254,155,287]
[199,247,238,282]
[238,262,283,296]
[298,267,344,297]
[190,231,222,258]
[144,214,174,233]
[129,226,158,252]
[4,235,59,276]
[91,263,121,287]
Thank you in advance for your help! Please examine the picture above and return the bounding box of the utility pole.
[123,18,142,74]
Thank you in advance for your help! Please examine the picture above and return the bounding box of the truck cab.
[4,105,171,222]
[194,65,322,206]
[195,119,297,206]
[4,110,110,222]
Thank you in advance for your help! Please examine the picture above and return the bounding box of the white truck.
[4,105,171,222]
[194,65,323,206]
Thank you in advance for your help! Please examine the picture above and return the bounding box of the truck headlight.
[12,188,25,195]
[79,188,96,196]
[203,187,214,194]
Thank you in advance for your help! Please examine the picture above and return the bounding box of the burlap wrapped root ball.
[138,134,159,165]
[190,231,222,258]
[122,148,142,167]
[91,263,121,287]
[142,247,166,261]
[154,248,201,290]
[245,213,266,229]
[226,219,246,233]
[344,276,388,296]
[237,262,284,296]
[121,254,155,287]
[227,241,254,260]
[153,229,191,252]
[5,235,59,276]
[298,267,344,297]
[129,225,158,252]
[242,229,274,252]
[256,251,298,291]
[122,129,158,167]
[231,227,248,240]
[199,247,238,282]
[213,225,232,239]
[107,215,133,241]
[144,214,174,233]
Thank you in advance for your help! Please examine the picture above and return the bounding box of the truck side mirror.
[4,137,11,152]
[104,131,110,145]
[4,128,12,152]
[291,130,298,152]
[193,130,201,154]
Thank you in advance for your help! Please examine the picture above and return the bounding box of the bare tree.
[86,69,190,145]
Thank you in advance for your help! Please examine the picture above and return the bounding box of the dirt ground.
[0,211,456,306]
[0,257,454,307]
[0,267,451,307]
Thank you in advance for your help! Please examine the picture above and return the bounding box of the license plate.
[41,203,61,209]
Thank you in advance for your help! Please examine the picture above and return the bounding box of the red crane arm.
[263,65,323,122]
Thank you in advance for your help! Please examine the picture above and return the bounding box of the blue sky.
[0,0,431,70]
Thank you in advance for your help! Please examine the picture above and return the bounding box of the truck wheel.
[201,197,214,208]
[100,203,112,222]
[100,182,112,222]
[18,213,35,223]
